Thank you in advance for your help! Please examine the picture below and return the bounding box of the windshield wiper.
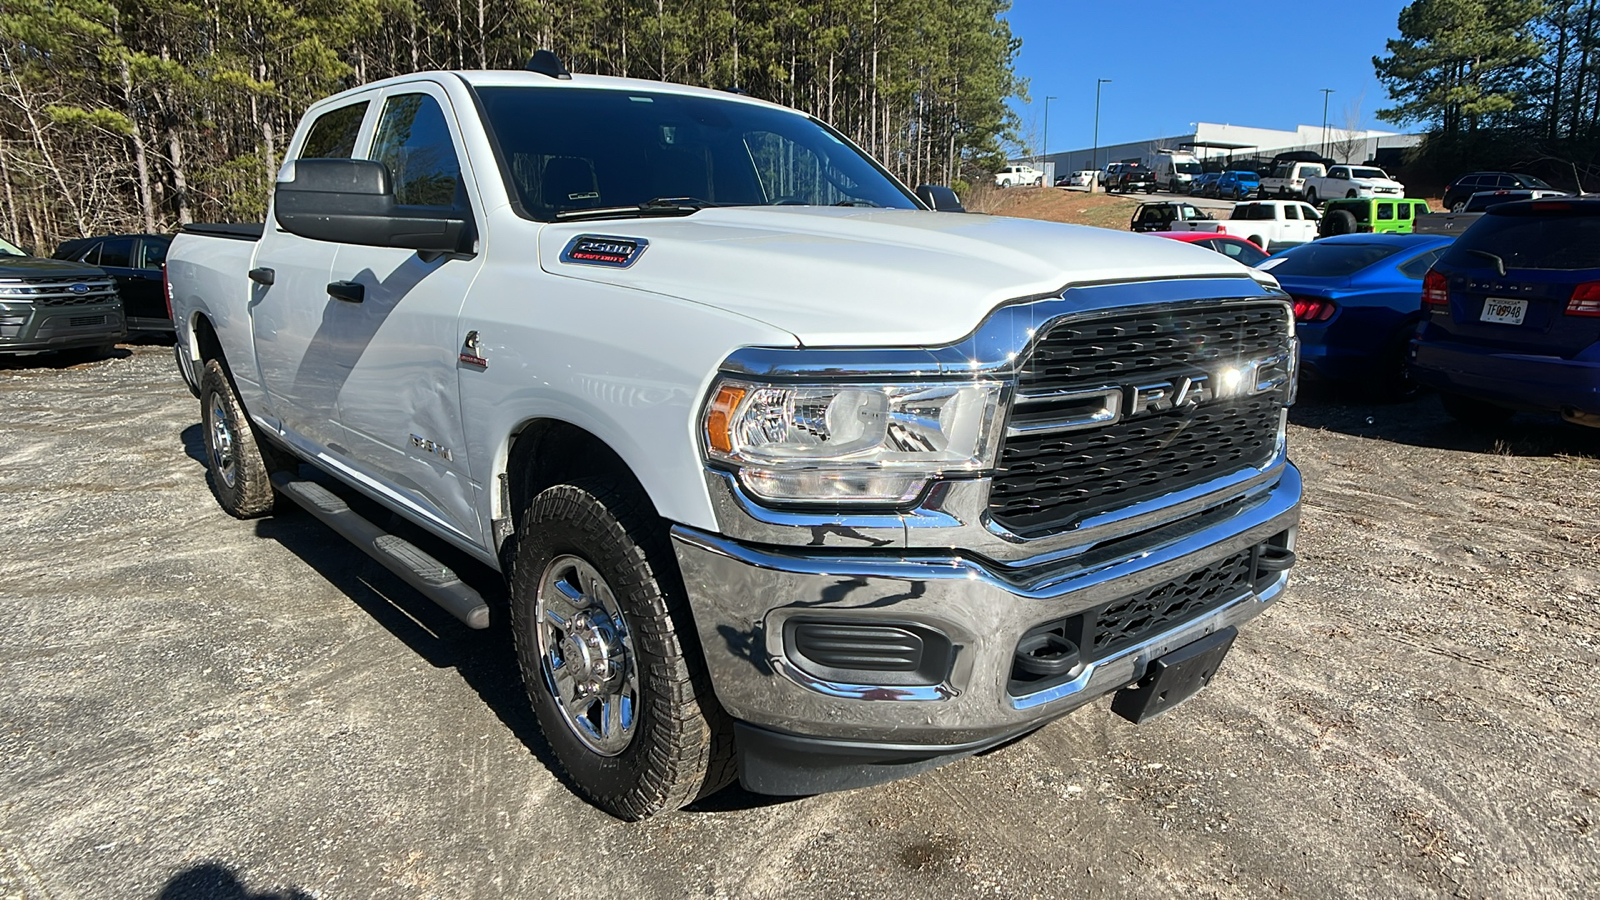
[1466,249,1507,276]
[832,199,881,208]
[555,197,722,222]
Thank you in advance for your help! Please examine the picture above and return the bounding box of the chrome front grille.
[0,277,119,307]
[990,301,1292,537]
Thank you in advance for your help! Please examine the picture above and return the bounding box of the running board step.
[271,473,490,629]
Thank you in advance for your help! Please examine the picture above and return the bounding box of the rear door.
[250,95,375,452]
[326,83,487,546]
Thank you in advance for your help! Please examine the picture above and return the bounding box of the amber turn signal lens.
[705,385,746,454]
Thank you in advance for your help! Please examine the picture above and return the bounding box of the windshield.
[1176,162,1202,175]
[1256,242,1406,277]
[475,87,918,220]
[1443,211,1600,270]
[1521,175,1554,189]
[0,237,22,256]
[1350,167,1388,179]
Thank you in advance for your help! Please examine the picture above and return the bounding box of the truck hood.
[0,255,107,280]
[535,207,1261,346]
[1350,177,1404,190]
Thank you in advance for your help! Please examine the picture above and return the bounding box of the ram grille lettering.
[1009,354,1289,437]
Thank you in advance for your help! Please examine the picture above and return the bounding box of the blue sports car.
[1256,233,1456,397]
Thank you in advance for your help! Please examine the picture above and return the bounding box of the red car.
[1147,231,1269,266]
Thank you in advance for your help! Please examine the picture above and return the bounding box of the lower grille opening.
[69,315,106,327]
[1007,532,1292,697]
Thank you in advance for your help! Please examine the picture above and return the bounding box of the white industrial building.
[1031,122,1422,173]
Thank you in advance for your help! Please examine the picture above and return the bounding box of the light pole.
[1042,95,1057,168]
[1320,88,1335,159]
[1093,78,1111,187]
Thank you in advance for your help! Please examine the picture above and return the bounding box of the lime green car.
[1318,197,1432,237]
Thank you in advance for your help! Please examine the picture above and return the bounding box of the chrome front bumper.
[670,461,1301,747]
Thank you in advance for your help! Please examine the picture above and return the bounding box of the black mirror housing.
[915,184,966,213]
[274,159,470,253]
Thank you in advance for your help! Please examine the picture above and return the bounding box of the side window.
[1330,167,1348,179]
[299,102,368,160]
[1377,202,1395,220]
[371,93,463,208]
[1460,175,1482,190]
[139,239,169,268]
[1398,203,1412,221]
[1284,205,1300,220]
[1301,204,1320,221]
[98,237,133,268]
[1397,249,1444,279]
[1491,175,1514,188]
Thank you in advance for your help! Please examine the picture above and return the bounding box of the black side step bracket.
[271,472,490,629]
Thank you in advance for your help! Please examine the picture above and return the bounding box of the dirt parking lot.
[2,344,1597,900]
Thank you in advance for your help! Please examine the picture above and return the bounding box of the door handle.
[327,281,364,303]
[248,267,275,285]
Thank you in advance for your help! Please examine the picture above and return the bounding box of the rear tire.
[198,359,286,518]
[1305,188,1318,206]
[510,478,735,819]
[1439,392,1515,428]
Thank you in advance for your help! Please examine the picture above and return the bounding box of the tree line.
[1374,0,1600,186]
[0,0,1021,253]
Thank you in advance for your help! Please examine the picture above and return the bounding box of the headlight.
[702,378,1006,504]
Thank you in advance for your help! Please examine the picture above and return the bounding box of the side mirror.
[274,159,470,253]
[915,184,966,213]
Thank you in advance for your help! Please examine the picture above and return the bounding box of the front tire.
[510,478,734,819]
[198,359,285,518]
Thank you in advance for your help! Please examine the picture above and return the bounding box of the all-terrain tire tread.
[510,478,735,819]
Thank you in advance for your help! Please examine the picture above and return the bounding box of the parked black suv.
[1442,172,1559,212]
[53,233,172,334]
[0,236,124,356]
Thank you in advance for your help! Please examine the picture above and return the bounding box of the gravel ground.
[1,345,1596,900]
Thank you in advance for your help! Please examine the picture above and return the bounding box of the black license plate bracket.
[1110,626,1237,724]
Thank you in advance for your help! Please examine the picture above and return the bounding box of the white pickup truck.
[1302,164,1406,206]
[166,57,1302,819]
[1167,200,1321,252]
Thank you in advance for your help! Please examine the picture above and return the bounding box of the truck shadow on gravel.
[158,862,310,900]
[249,467,790,816]
[1289,382,1600,459]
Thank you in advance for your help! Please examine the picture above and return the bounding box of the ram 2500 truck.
[166,58,1303,820]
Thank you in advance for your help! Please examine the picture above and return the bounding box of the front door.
[329,84,486,547]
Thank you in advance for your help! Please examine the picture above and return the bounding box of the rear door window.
[1398,203,1412,220]
[1444,211,1600,270]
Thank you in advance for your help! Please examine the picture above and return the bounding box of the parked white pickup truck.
[1302,165,1406,206]
[1168,200,1321,252]
[166,56,1302,819]
[995,164,1044,187]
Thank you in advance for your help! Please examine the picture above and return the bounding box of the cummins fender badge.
[560,234,647,268]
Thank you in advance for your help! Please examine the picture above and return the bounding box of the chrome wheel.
[536,554,638,756]
[207,393,237,488]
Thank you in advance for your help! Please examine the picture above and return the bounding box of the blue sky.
[1003,0,1412,154]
